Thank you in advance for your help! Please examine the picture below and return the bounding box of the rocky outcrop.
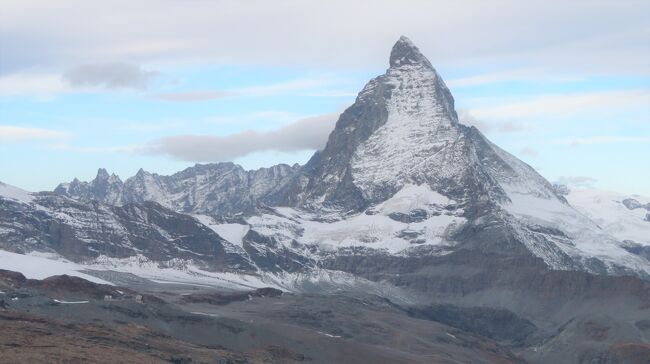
[405,304,538,346]
[0,194,256,272]
[180,287,283,305]
[622,198,650,211]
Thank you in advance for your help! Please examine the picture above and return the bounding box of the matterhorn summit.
[279,36,558,215]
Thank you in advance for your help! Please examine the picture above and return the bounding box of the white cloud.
[447,68,581,88]
[143,113,338,161]
[0,125,69,141]
[63,62,157,90]
[204,111,306,126]
[457,110,527,133]
[0,63,157,97]
[468,90,650,120]
[0,67,348,99]
[231,78,343,97]
[150,77,347,102]
[1,0,648,75]
[149,90,231,102]
[551,136,650,146]
[48,143,137,153]
[519,147,538,157]
[555,176,598,188]
[0,73,69,98]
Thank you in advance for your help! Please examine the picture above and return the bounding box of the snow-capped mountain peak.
[267,37,648,277]
[389,35,434,69]
[280,37,556,213]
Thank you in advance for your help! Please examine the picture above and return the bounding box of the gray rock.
[388,209,429,223]
[622,198,644,210]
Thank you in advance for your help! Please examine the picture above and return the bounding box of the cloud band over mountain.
[142,114,338,161]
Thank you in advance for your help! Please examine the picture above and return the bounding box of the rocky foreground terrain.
[1,37,649,363]
[0,270,526,364]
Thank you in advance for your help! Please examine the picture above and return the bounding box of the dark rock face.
[270,80,390,211]
[0,269,133,300]
[553,184,570,196]
[388,209,429,223]
[622,198,648,211]
[180,287,283,305]
[389,36,435,69]
[405,304,537,346]
[54,168,124,205]
[0,194,255,272]
[323,248,650,305]
[623,245,650,261]
[242,230,315,273]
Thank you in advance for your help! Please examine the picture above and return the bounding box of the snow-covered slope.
[350,40,462,200]
[0,181,34,204]
[566,188,649,246]
[249,184,466,256]
[0,249,111,284]
[503,188,649,275]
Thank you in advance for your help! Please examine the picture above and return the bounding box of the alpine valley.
[1,37,648,364]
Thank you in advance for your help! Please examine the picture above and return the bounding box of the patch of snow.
[318,331,342,338]
[503,187,575,222]
[375,184,454,213]
[0,182,33,204]
[194,215,249,247]
[350,64,462,200]
[149,279,213,288]
[88,254,281,290]
[301,211,461,254]
[250,202,463,255]
[0,249,112,285]
[85,254,411,300]
[191,311,219,317]
[53,299,89,304]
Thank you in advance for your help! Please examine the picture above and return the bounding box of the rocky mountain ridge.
[55,163,299,215]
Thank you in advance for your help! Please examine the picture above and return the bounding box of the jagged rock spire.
[96,168,110,179]
[389,36,433,69]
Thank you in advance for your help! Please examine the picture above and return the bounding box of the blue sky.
[1,0,649,195]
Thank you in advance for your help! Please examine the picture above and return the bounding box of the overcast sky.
[1,0,649,195]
